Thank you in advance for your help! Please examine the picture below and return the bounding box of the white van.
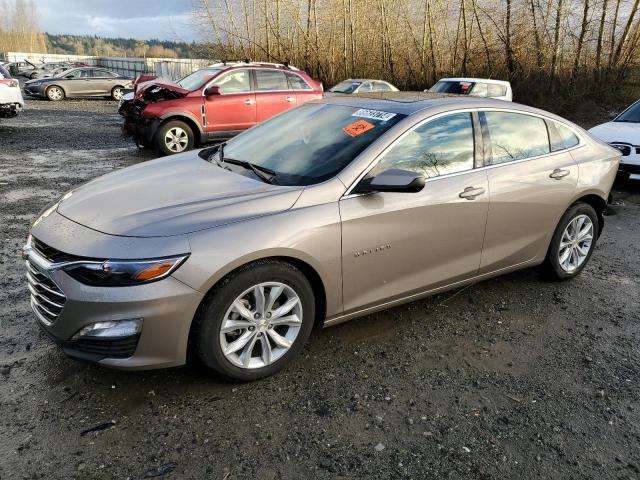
[427,78,513,101]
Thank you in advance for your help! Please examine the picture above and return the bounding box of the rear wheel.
[543,202,599,280]
[193,261,315,381]
[111,86,124,101]
[155,120,194,155]
[46,85,64,101]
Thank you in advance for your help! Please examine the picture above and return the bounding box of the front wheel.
[155,120,194,155]
[46,85,64,101]
[543,202,599,280]
[111,86,124,101]
[193,261,316,381]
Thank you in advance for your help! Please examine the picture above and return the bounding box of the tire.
[111,86,124,101]
[193,260,316,381]
[543,202,599,281]
[155,120,194,155]
[46,85,65,101]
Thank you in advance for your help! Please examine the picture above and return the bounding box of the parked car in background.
[7,60,38,78]
[428,78,513,101]
[589,99,640,182]
[120,61,323,155]
[25,93,619,380]
[0,65,24,118]
[23,67,133,101]
[28,61,89,80]
[327,79,399,94]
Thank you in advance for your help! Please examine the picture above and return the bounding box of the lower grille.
[72,335,140,359]
[26,260,66,325]
[619,163,640,175]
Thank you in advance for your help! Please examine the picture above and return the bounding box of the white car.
[327,79,399,95]
[0,65,24,119]
[589,100,640,181]
[427,78,513,101]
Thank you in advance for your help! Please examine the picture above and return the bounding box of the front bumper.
[26,214,203,370]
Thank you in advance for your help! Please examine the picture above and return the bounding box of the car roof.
[315,91,566,120]
[437,77,511,86]
[342,79,393,83]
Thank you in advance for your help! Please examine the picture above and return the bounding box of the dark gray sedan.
[23,67,133,101]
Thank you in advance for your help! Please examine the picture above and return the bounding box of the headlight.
[64,255,189,287]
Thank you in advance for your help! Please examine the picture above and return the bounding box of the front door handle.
[244,98,255,105]
[459,186,486,200]
[549,168,570,179]
[285,96,295,103]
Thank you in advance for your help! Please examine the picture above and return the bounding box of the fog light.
[71,319,143,340]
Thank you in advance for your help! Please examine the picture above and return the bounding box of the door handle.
[459,186,486,200]
[285,96,295,103]
[244,99,255,105]
[549,168,570,179]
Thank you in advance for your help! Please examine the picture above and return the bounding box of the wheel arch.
[570,192,607,237]
[158,113,203,145]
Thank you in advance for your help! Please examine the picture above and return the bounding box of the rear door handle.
[459,186,486,200]
[244,99,255,105]
[285,96,295,103]
[549,168,570,179]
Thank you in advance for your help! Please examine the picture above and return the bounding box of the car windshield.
[221,103,406,186]
[429,80,475,95]
[177,68,223,91]
[329,80,362,93]
[615,101,640,123]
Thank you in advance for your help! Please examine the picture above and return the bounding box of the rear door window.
[255,70,288,91]
[483,111,550,164]
[285,72,311,90]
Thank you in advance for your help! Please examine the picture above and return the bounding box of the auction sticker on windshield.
[352,109,397,122]
[343,119,375,137]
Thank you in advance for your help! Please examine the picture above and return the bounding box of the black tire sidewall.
[155,120,194,155]
[545,202,599,280]
[195,261,315,381]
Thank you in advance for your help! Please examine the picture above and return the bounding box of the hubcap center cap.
[258,319,268,332]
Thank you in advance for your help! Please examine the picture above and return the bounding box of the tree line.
[192,0,640,108]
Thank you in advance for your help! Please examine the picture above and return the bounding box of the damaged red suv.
[120,62,323,155]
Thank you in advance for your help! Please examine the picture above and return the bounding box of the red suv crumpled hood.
[135,81,190,101]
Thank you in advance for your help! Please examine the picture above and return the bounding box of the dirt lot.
[1,98,639,480]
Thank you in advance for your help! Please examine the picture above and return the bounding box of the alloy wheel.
[220,282,303,369]
[164,127,188,153]
[558,214,593,273]
[112,87,123,100]
[48,87,63,100]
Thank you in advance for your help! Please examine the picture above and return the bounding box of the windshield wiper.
[222,158,276,184]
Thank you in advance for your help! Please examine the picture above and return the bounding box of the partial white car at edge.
[589,99,640,181]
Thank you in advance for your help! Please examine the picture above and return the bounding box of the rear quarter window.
[548,121,580,151]
[483,111,550,164]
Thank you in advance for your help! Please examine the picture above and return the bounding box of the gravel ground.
[1,98,639,480]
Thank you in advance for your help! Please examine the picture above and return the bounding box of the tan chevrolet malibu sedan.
[24,93,619,380]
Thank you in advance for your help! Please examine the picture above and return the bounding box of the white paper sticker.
[352,108,397,122]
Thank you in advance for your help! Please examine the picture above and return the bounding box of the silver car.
[24,93,619,380]
[23,67,132,101]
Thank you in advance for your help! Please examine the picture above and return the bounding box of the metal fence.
[2,52,213,80]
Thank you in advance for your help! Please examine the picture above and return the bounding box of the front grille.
[72,335,140,359]
[26,259,66,325]
[32,237,81,263]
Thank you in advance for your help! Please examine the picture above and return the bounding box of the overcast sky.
[38,0,197,41]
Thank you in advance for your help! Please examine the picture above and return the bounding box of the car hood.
[136,81,189,102]
[56,152,304,237]
[588,121,640,143]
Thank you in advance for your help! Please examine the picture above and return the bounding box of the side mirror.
[206,86,222,96]
[609,111,619,120]
[356,168,426,194]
